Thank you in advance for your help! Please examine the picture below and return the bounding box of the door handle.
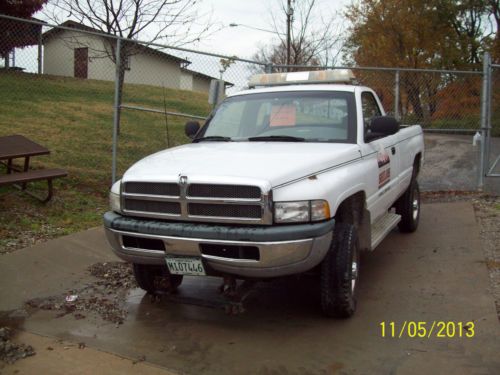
[391,147,396,155]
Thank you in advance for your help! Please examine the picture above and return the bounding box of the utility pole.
[286,0,292,68]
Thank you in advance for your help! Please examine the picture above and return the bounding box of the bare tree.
[252,0,345,71]
[45,0,213,45]
[44,0,216,130]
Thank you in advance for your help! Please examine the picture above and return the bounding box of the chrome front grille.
[121,182,271,224]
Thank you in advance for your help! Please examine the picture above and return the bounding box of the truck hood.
[122,142,361,188]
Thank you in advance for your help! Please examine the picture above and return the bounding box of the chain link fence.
[0,15,264,186]
[272,64,483,132]
[0,14,496,190]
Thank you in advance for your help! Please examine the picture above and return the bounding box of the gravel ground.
[472,195,500,320]
[0,221,63,255]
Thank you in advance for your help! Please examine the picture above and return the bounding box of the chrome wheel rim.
[412,195,419,221]
[351,251,359,292]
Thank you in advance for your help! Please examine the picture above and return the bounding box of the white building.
[42,21,229,93]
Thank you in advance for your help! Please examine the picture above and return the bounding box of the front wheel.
[396,180,420,233]
[133,264,183,294]
[320,223,360,318]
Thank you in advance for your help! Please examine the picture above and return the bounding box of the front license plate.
[165,256,206,276]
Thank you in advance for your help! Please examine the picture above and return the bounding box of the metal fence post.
[478,52,491,190]
[111,38,122,185]
[394,70,400,120]
[485,54,493,175]
[265,63,273,73]
[37,32,42,74]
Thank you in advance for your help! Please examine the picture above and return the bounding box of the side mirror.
[367,116,399,140]
[185,121,200,139]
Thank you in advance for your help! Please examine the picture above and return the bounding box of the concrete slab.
[0,203,499,374]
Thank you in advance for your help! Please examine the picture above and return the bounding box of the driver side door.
[359,91,400,221]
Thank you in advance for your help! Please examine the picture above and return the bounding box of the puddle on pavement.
[123,275,323,324]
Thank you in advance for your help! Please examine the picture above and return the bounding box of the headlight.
[109,180,121,213]
[274,200,330,223]
[274,201,310,223]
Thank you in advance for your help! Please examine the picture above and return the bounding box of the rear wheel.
[396,180,420,233]
[133,264,183,294]
[320,223,360,318]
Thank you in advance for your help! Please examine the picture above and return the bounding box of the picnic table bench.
[0,135,67,202]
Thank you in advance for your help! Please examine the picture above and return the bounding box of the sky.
[195,0,351,59]
[174,0,351,90]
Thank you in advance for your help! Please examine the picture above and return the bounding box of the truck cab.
[104,69,424,317]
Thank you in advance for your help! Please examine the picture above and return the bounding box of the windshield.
[200,91,357,143]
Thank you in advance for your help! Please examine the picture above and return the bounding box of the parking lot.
[0,201,498,374]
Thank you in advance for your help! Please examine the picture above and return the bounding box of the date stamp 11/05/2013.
[380,321,475,338]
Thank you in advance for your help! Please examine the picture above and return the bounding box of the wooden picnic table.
[0,134,50,174]
[0,135,67,202]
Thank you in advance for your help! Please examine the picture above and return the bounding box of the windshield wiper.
[193,136,232,143]
[248,135,306,142]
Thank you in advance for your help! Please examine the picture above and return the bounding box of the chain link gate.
[485,58,500,178]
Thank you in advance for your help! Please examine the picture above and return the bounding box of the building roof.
[180,68,234,87]
[42,20,190,65]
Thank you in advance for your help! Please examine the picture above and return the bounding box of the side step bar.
[370,212,401,250]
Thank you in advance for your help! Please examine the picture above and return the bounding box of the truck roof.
[228,84,365,98]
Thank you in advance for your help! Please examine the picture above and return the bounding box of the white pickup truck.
[104,70,424,318]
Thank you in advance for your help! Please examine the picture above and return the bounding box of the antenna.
[163,86,171,148]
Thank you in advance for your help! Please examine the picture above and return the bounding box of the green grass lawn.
[0,71,211,253]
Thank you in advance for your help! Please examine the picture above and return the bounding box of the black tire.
[320,223,360,318]
[396,180,420,233]
[133,263,183,294]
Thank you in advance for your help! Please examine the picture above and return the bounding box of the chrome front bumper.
[103,212,334,278]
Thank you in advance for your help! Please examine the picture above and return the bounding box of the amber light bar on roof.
[248,69,356,88]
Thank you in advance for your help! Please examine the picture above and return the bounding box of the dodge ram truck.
[104,69,424,318]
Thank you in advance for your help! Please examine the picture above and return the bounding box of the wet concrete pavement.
[2,331,176,375]
[421,133,500,194]
[1,202,499,374]
[0,227,117,312]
